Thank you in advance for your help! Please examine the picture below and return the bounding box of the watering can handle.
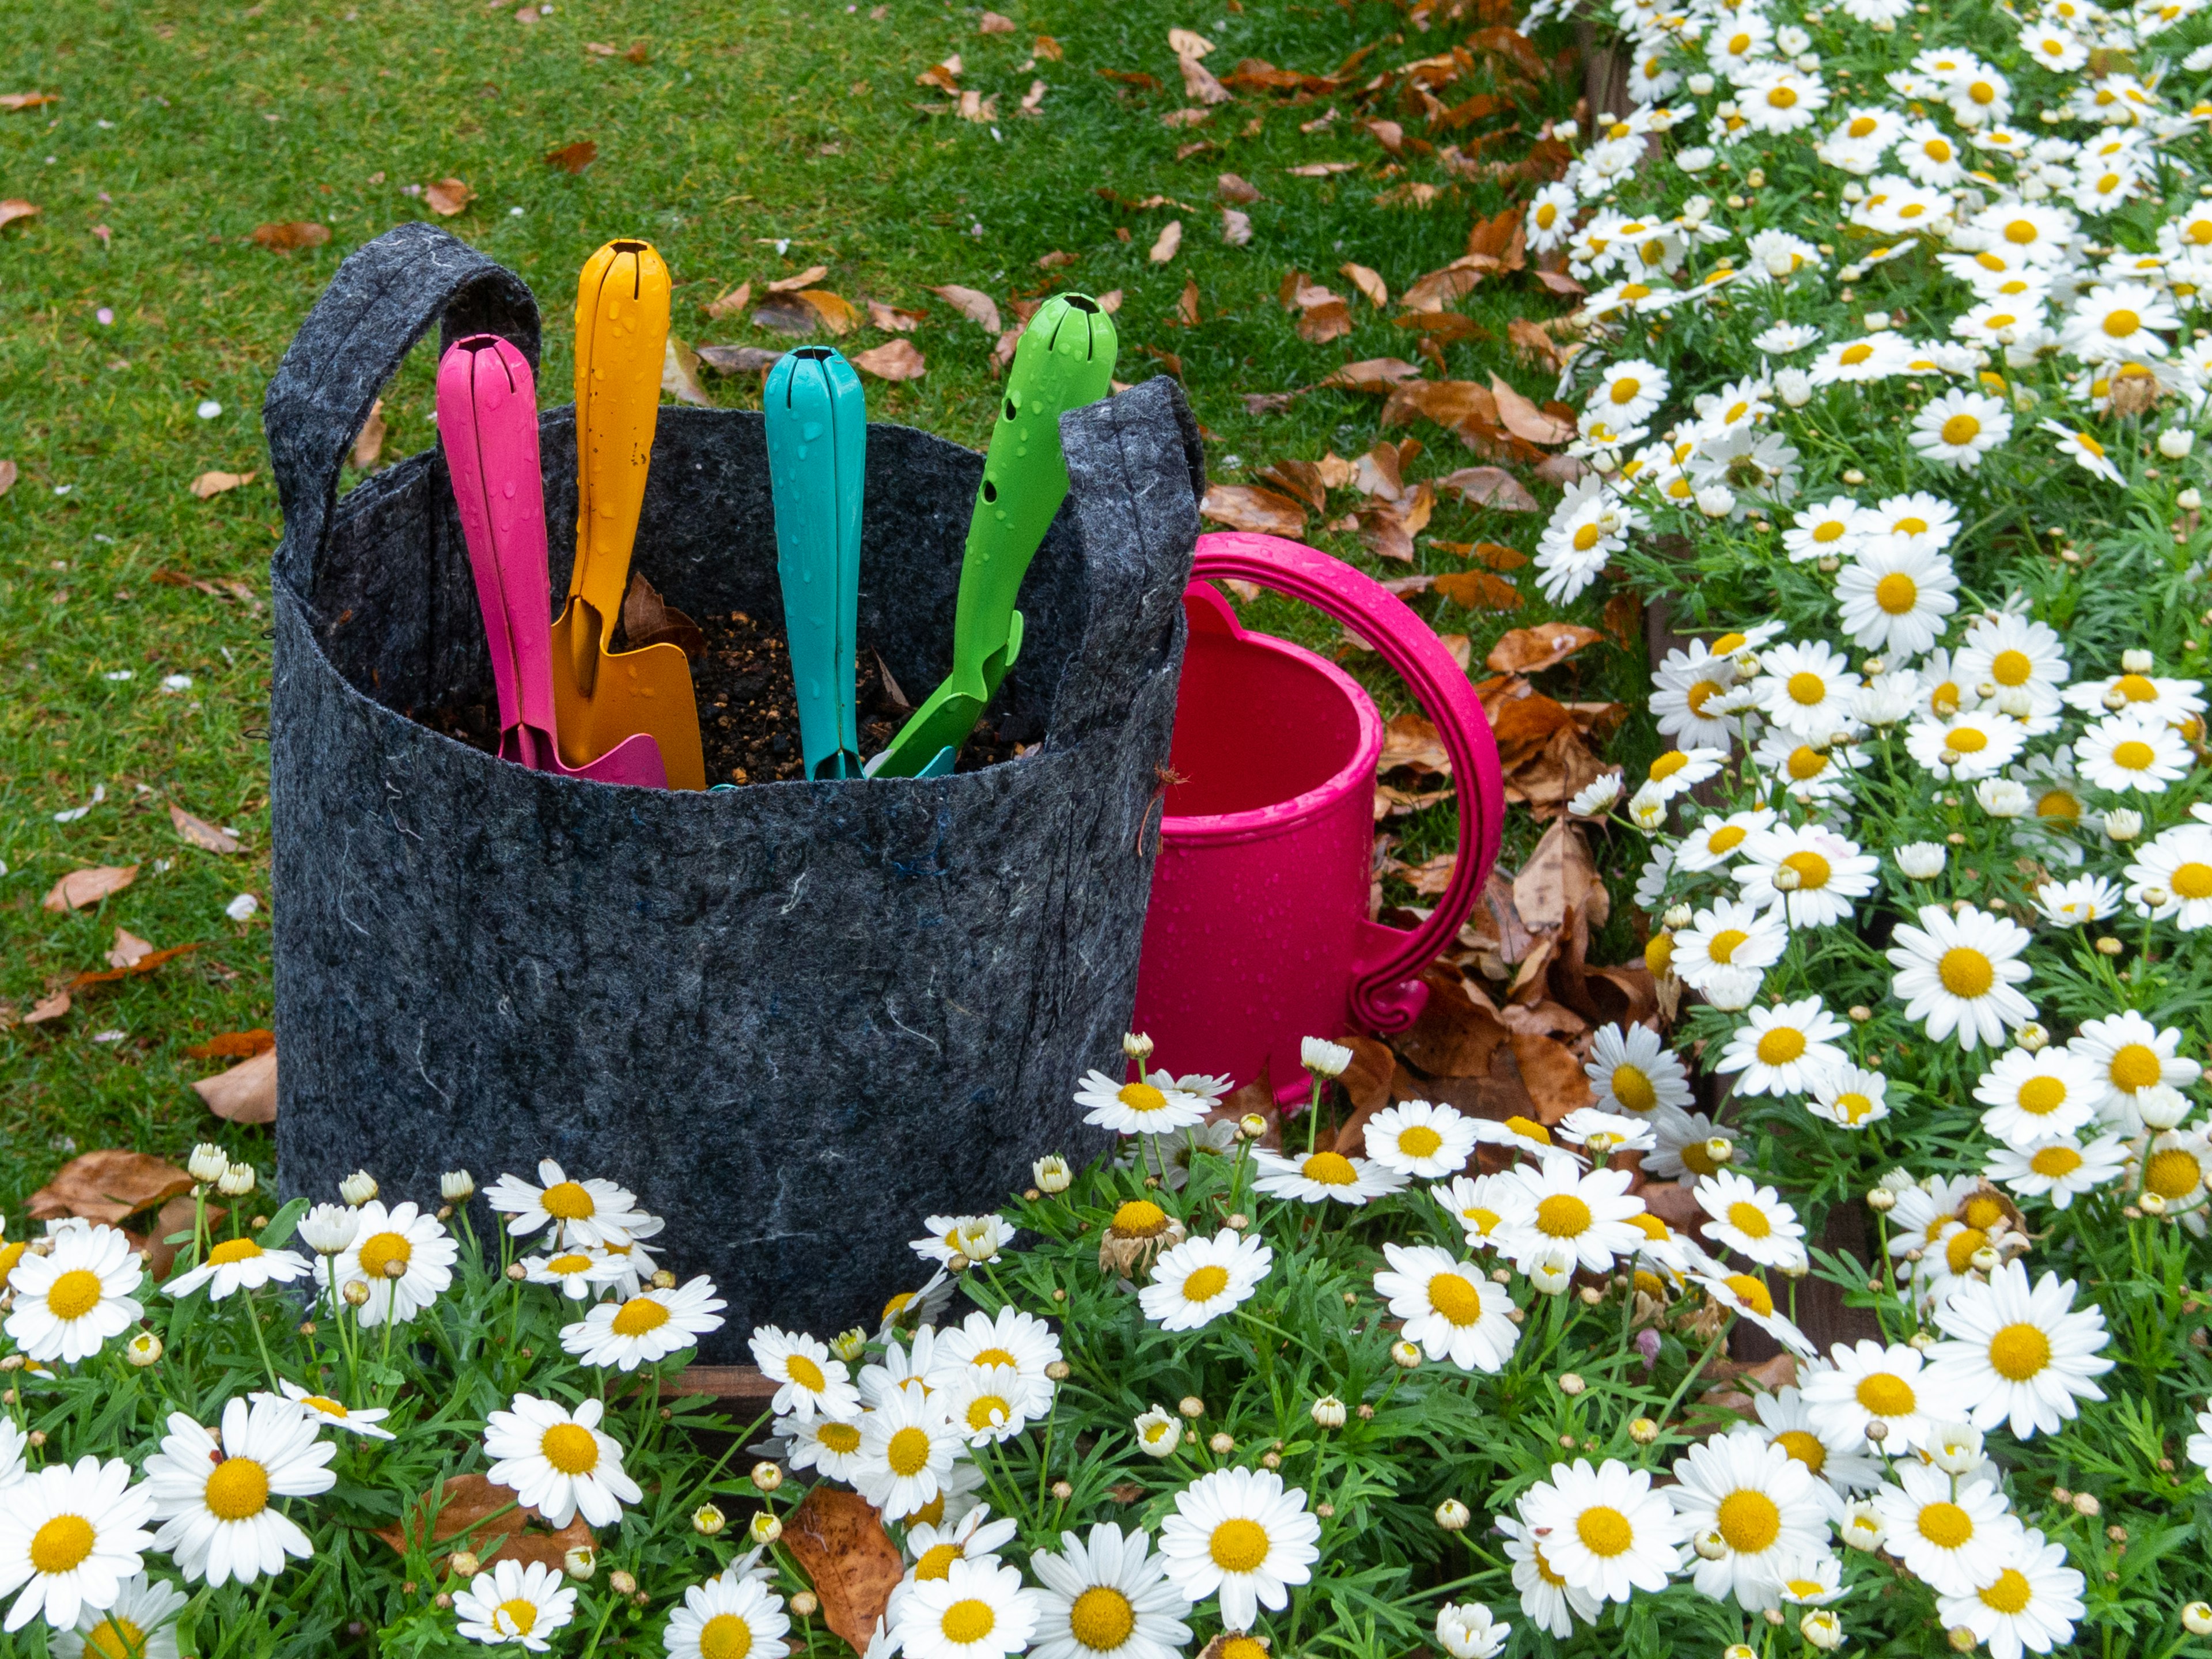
[1188,531,1506,1033]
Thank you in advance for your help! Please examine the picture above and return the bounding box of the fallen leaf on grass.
[767,266,832,294]
[1433,569,1523,611]
[1339,263,1387,309]
[27,1150,194,1226]
[1174,279,1200,327]
[1168,26,1215,55]
[196,1047,277,1124]
[1396,311,1488,345]
[798,290,858,336]
[705,281,753,320]
[251,221,328,251]
[543,139,598,173]
[1287,161,1357,177]
[1488,624,1604,674]
[1509,316,1568,372]
[696,345,785,377]
[752,297,819,336]
[1514,818,1597,933]
[930,284,1002,332]
[43,866,138,912]
[0,459,15,495]
[661,338,713,407]
[1320,358,1420,392]
[1436,466,1539,511]
[916,60,962,93]
[26,990,71,1024]
[1535,269,1587,296]
[423,178,474,217]
[105,929,156,970]
[1,92,62,111]
[1179,52,1232,105]
[191,470,254,498]
[863,300,923,332]
[1200,484,1307,537]
[1366,119,1406,156]
[188,1029,276,1060]
[1220,206,1252,246]
[1033,34,1063,59]
[1138,344,1184,378]
[1021,79,1048,113]
[1257,459,1328,512]
[979,10,1016,31]
[170,803,241,853]
[1149,220,1183,263]
[1490,374,1575,445]
[1380,713,1449,776]
[783,1487,904,1653]
[850,339,926,381]
[374,1475,593,1573]
[1296,299,1352,343]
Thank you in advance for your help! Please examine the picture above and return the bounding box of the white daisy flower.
[1782,496,1865,563]
[1755,323,1823,355]
[1666,1433,1832,1609]
[1984,1134,2128,1209]
[2075,714,2192,793]
[1156,1467,1320,1632]
[1808,1065,1891,1128]
[662,1570,790,1659]
[1497,1161,1648,1277]
[1433,1173,1520,1252]
[1974,1046,2103,1146]
[785,1412,868,1480]
[162,1233,312,1304]
[1754,729,1872,804]
[911,1214,1017,1268]
[316,1201,456,1328]
[1645,1108,1735,1185]
[453,1558,577,1651]
[750,1327,862,1424]
[520,1245,626,1301]
[2061,281,2179,361]
[2061,668,2206,725]
[2187,1405,2212,1477]
[1837,541,1960,655]
[2070,1009,2203,1131]
[902,1506,1020,1589]
[1495,1513,1600,1639]
[1698,1267,1816,1358]
[1885,903,2036,1051]
[1736,824,1880,928]
[2142,1126,2212,1209]
[1809,331,1911,384]
[1362,1099,1478,1177]
[2125,823,2212,926]
[3,1224,144,1365]
[1717,997,1851,1097]
[0,1457,157,1635]
[1872,1461,2024,1597]
[1516,1458,1684,1604]
[891,1455,986,1533]
[2032,874,2124,927]
[1556,1108,1656,1156]
[1584,1024,1694,1116]
[894,1556,1038,1659]
[1074,1070,1209,1137]
[49,1572,188,1659]
[1937,1527,2086,1659]
[853,1386,963,1519]
[1675,809,1777,872]
[1247,1149,1408,1206]
[2038,418,2127,483]
[1139,1230,1271,1332]
[1434,1600,1512,1659]
[1801,1339,1936,1452]
[1910,388,2013,469]
[483,1393,642,1529]
[483,1160,650,1249]
[1642,745,1728,800]
[1756,639,1863,738]
[268,1378,395,1441]
[143,1396,336,1588]
[1028,1523,1191,1659]
[1925,1260,2115,1438]
[940,1365,1033,1446]
[1373,1244,1520,1373]
[1906,710,2028,782]
[1592,358,1671,425]
[930,1306,1063,1419]
[560,1275,726,1372]
[1527,181,1579,253]
[1469,1116,1569,1160]
[1748,1384,1888,1501]
[1696,1172,1807,1267]
[1672,897,1789,992]
[1650,645,1745,751]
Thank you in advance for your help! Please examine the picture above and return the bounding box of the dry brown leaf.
[0,459,16,496]
[1402,267,1483,312]
[989,325,1023,375]
[1021,79,1048,112]
[424,177,474,217]
[1320,358,1420,392]
[543,139,598,173]
[105,929,155,971]
[706,281,754,320]
[1287,160,1357,177]
[1397,312,1490,346]
[1219,207,1253,247]
[1436,466,1539,512]
[1535,269,1587,296]
[196,1047,277,1124]
[1168,26,1215,55]
[979,9,1016,31]
[696,344,786,376]
[26,990,70,1025]
[767,265,832,294]
[1353,441,1404,502]
[1488,624,1604,675]
[1397,972,1513,1080]
[1489,374,1575,446]
[1380,713,1449,776]
[1356,482,1433,563]
[170,803,242,854]
[43,866,139,912]
[188,1029,276,1060]
[1149,219,1183,264]
[1510,1029,1592,1121]
[798,290,858,336]
[1256,459,1328,513]
[191,470,254,499]
[1514,817,1595,929]
[1036,249,1077,270]
[1033,33,1063,59]
[751,297,819,337]
[1174,279,1201,327]
[1199,484,1307,537]
[916,58,963,92]
[850,339,927,381]
[1374,783,1450,820]
[783,1487,905,1653]
[1296,300,1353,344]
[1217,173,1260,204]
[1508,316,1566,372]
[1179,52,1232,105]
[1488,690,1577,761]
[374,1474,593,1571]
[250,220,328,251]
[661,338,713,408]
[957,90,1002,122]
[1432,569,1522,611]
[350,399,386,470]
[1365,118,1406,155]
[931,284,1002,332]
[1339,263,1388,309]
[69,943,196,996]
[1603,590,1643,647]
[866,300,926,332]
[1,93,62,111]
[27,1150,194,1226]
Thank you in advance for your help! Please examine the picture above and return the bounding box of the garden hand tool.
[547,238,706,790]
[437,334,669,789]
[867,293,1118,778]
[764,346,866,779]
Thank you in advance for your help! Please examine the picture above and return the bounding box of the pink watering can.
[1132,531,1505,1101]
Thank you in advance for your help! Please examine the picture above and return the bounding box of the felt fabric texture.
[264,226,1202,1355]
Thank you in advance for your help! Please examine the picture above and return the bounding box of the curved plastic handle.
[1189,531,1505,1032]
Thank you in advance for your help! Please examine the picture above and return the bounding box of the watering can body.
[1132,532,1504,1101]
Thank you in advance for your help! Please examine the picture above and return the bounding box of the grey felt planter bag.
[264,224,1201,1358]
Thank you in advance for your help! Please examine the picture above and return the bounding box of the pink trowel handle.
[1189,531,1506,1032]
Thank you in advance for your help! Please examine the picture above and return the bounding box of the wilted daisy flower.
[853,1387,961,1518]
[1074,1070,1209,1137]
[483,1160,649,1249]
[2125,823,2212,927]
[1937,1528,2086,1659]
[1672,897,1788,992]
[1666,1434,1831,1609]
[1809,1065,1891,1128]
[2070,1009,2203,1131]
[1495,1512,1600,1639]
[1139,1230,1272,1332]
[1885,903,2035,1051]
[1026,1522,1191,1659]
[1248,1148,1407,1206]
[484,1394,641,1529]
[453,1558,577,1651]
[1926,1260,2115,1438]
[662,1570,790,1659]
[1362,1099,1478,1177]
[1717,997,1851,1097]
[562,1277,726,1372]
[268,1378,395,1441]
[317,1201,456,1329]
[1695,1172,1807,1267]
[1802,1339,1936,1452]
[1584,1024,1694,1116]
[1984,1134,2128,1209]
[47,1572,188,1659]
[521,1246,626,1301]
[1974,1046,2103,1146]
[1156,1467,1320,1631]
[1735,824,1880,927]
[143,1396,336,1588]
[0,1456,157,1635]
[1515,1459,1683,1604]
[1373,1244,1519,1373]
[3,1224,144,1364]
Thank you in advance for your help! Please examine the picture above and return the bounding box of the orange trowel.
[548,238,707,791]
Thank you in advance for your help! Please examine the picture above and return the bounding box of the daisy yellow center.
[1768,84,1797,107]
[1787,671,1827,706]
[1069,1586,1138,1650]
[818,1421,863,1453]
[497,1600,539,1637]
[1536,202,1559,228]
[1301,1152,1358,1186]
[548,1253,594,1274]
[1987,313,2017,330]
[1946,1226,1989,1274]
[1938,948,1995,999]
[1849,116,1879,137]
[1757,1028,1807,1066]
[1112,1200,1170,1237]
[359,1232,412,1279]
[1728,30,1752,51]
[1429,1272,1485,1326]
[1576,1505,1635,1556]
[1717,1488,1782,1553]
[1727,1200,1772,1238]
[2171,862,2212,900]
[1991,650,2033,686]
[915,1543,963,1580]
[1182,1265,1230,1302]
[1611,1065,1657,1112]
[540,1181,596,1220]
[2147,1148,2203,1199]
[1684,679,1725,716]
[1925,138,1953,160]
[1629,1213,1669,1242]
[1505,1116,1551,1143]
[1988,1322,2051,1380]
[1774,1430,1826,1473]
[1856,1372,1916,1416]
[208,1237,263,1265]
[1894,516,1929,537]
[1652,751,1691,780]
[1707,929,1751,964]
[1965,1195,2005,1230]
[1536,1194,1593,1238]
[1210,1517,1272,1573]
[1397,1125,1444,1158]
[1646,934,1675,976]
[1573,523,1603,552]
[1840,343,1875,366]
[0,1241,24,1284]
[28,1514,96,1574]
[541,1422,600,1476]
[47,1270,105,1322]
[888,1426,935,1477]
[1681,1139,1724,1176]
[1918,1501,1975,1548]
[1781,851,1830,890]
[2112,740,2156,771]
[205,1456,271,1521]
[1611,377,1642,403]
[2111,1044,2163,1090]
[1948,726,1988,753]
[699,1612,755,1659]
[1794,743,1836,783]
[611,1297,671,1337]
[973,1347,1018,1369]
[965,1395,1012,1433]
[903,1493,946,1528]
[1980,1569,2034,1615]
[1463,1206,1501,1235]
[1937,415,1980,448]
[304,1396,350,1418]
[2037,790,2078,819]
[2193,221,2212,245]
[785,1355,828,1395]
[2012,1076,2076,1122]
[1726,1273,1774,1316]
[2116,673,2157,702]
[1708,825,1748,855]
[2103,309,2140,338]
[1118,1082,1168,1115]
[2070,430,2103,456]
[1809,521,1849,548]
[86,1618,147,1659]
[1836,1090,1878,1123]
[2030,1145,2084,1178]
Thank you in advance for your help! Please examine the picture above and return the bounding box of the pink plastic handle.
[1190,531,1505,1032]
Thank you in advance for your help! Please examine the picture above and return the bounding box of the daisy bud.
[751,1461,785,1493]
[1662,903,1692,930]
[300,1203,359,1256]
[2073,1491,2101,1516]
[2103,687,2130,712]
[1849,1005,1872,1022]
[339,1171,378,1206]
[342,1279,371,1306]
[1045,1360,1071,1381]
[1695,484,1736,519]
[187,1143,229,1185]
[1629,1416,1660,1444]
[2139,1085,2190,1131]
[1209,1431,1234,1454]
[1702,967,1761,1012]
[791,1591,821,1618]
[563,1547,597,1581]
[1866,1187,1896,1212]
[1123,1031,1156,1059]
[1801,1611,1844,1652]
[506,1262,528,1281]
[653,1269,678,1290]
[2123,649,2155,673]
[1705,1137,1735,1167]
[1771,863,1802,892]
[946,1253,971,1274]
[1528,1255,1575,1296]
[125,1331,162,1367]
[1134,1406,1182,1457]
[692,1503,726,1536]
[1974,779,2029,819]
[1558,1373,1586,1396]
[1895,842,1948,879]
[1435,1498,1471,1531]
[1776,368,1813,407]
[2141,1191,2169,1215]
[1051,1480,1074,1501]
[441,1170,475,1202]
[1840,1501,1886,1551]
[2181,1603,2212,1635]
[1311,1395,1347,1429]
[1927,1423,1984,1474]
[1179,1397,1207,1419]
[1864,1418,1889,1443]
[1392,1339,1423,1368]
[1687,71,1715,93]
[1695,1527,1730,1560]
[831,1328,867,1362]
[1726,1647,1760,1659]
[1948,1627,1978,1652]
[2016,1023,2050,1052]
[2143,886,2174,910]
[750,1513,782,1545]
[2180,488,2204,511]
[1032,1155,1072,1194]
[2096,937,2124,957]
[608,1569,638,1597]
[218,1162,257,1197]
[448,1551,481,1579]
[1301,1036,1353,1078]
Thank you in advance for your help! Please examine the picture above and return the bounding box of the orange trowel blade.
[549,237,706,791]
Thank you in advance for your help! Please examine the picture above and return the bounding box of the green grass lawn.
[0,0,1634,1203]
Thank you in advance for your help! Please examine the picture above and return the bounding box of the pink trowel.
[437,335,669,789]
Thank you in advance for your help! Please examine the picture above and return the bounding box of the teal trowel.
[765,346,867,779]
[867,294,1119,779]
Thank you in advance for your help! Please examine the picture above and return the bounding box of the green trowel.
[867,293,1118,779]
